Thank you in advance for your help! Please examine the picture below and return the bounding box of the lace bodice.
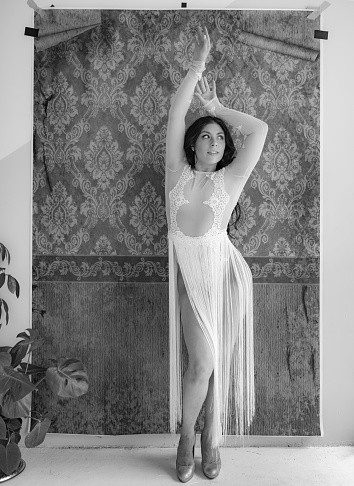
[168,165,230,239]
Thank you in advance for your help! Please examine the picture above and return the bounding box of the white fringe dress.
[166,161,255,447]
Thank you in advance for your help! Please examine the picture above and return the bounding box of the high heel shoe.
[176,434,196,483]
[201,432,221,480]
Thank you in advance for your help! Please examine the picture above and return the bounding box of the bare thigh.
[177,266,214,372]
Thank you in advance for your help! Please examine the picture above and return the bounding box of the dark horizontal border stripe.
[247,257,319,284]
[33,256,319,284]
[32,256,169,282]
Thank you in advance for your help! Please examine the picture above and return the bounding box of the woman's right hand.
[192,26,211,63]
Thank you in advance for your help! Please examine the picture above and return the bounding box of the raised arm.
[166,26,210,171]
[195,78,268,179]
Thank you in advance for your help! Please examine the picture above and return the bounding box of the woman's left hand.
[195,76,218,107]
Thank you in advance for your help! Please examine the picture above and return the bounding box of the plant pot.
[0,460,26,483]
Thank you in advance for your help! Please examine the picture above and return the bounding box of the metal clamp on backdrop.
[25,0,42,37]
[27,0,45,17]
[24,3,101,51]
[307,1,330,40]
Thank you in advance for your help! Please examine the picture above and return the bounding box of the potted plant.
[0,242,89,481]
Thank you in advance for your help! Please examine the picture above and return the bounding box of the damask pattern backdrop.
[32,10,320,435]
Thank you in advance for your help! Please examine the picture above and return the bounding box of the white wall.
[1,0,353,446]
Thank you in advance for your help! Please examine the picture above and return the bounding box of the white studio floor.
[10,444,354,486]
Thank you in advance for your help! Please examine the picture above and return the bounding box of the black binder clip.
[24,27,39,37]
[314,30,329,40]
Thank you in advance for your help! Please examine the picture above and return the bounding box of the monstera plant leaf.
[45,358,89,398]
[0,352,12,371]
[10,329,44,368]
[0,442,21,476]
[0,417,6,440]
[24,416,51,448]
[0,243,11,265]
[1,392,31,419]
[6,276,20,298]
[18,363,47,375]
[0,347,11,354]
[3,418,22,446]
[0,299,9,326]
[0,364,37,399]
[0,353,14,396]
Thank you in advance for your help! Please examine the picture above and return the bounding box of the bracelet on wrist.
[187,60,206,81]
[190,60,205,71]
[204,97,218,116]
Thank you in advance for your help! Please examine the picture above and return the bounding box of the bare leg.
[203,372,214,440]
[176,267,221,481]
[177,268,214,446]
[200,372,221,479]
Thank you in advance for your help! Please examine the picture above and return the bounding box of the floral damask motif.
[90,236,117,256]
[47,72,78,135]
[263,128,302,192]
[130,73,168,135]
[81,79,128,122]
[243,171,308,256]
[264,52,300,82]
[250,258,319,282]
[229,193,257,248]
[220,73,257,117]
[120,230,168,256]
[33,227,89,255]
[260,192,306,225]
[308,87,320,127]
[304,142,320,187]
[41,181,78,245]
[33,10,320,262]
[33,120,85,185]
[269,237,296,257]
[129,182,167,247]
[121,10,173,66]
[303,233,320,258]
[257,63,312,120]
[84,126,124,189]
[86,21,124,80]
[174,15,212,70]
[213,13,258,79]
[126,136,166,178]
[80,190,127,230]
[308,196,320,239]
[32,256,169,282]
[139,10,161,26]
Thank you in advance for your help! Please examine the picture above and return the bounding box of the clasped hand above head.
[192,26,219,112]
[192,25,211,63]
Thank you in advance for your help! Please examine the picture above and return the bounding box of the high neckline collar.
[193,168,215,174]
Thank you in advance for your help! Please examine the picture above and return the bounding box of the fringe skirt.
[169,230,255,447]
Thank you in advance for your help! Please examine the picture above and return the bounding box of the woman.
[166,26,268,482]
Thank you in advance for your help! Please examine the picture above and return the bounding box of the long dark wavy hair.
[184,116,241,235]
